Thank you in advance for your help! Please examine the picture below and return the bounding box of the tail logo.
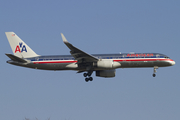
[15,42,27,53]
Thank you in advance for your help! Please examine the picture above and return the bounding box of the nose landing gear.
[153,66,158,77]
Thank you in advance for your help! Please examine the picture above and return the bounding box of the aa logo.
[15,42,27,53]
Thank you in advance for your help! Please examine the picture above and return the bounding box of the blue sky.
[0,0,180,120]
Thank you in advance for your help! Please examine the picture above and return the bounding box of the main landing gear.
[83,72,93,82]
[153,66,158,77]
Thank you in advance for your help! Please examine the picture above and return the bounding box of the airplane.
[5,32,175,82]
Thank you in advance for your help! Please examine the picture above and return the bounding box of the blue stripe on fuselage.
[27,53,168,62]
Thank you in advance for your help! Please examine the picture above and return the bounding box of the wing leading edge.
[61,33,98,63]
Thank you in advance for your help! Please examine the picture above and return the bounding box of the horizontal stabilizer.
[5,53,27,63]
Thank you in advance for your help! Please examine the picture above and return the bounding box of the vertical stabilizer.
[5,32,39,58]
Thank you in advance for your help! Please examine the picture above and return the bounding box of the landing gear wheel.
[87,73,91,76]
[153,73,156,77]
[85,78,89,82]
[83,71,93,82]
[89,77,93,81]
[83,73,87,77]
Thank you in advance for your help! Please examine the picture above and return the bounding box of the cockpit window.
[164,56,169,59]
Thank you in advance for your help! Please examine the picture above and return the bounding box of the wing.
[61,33,98,63]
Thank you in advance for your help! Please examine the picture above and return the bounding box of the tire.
[89,77,93,81]
[83,73,87,77]
[85,78,89,82]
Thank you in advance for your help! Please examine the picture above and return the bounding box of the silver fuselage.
[7,53,175,71]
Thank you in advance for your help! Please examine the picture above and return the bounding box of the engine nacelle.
[96,69,116,78]
[94,59,121,69]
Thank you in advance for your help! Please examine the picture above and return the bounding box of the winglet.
[61,33,68,43]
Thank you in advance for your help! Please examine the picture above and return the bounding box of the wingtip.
[61,33,68,43]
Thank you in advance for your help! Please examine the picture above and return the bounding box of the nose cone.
[171,61,175,66]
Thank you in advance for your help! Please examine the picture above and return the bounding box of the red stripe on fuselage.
[33,60,77,64]
[113,58,174,62]
[33,58,174,64]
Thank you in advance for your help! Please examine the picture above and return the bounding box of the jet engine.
[94,59,121,69]
[96,69,116,78]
